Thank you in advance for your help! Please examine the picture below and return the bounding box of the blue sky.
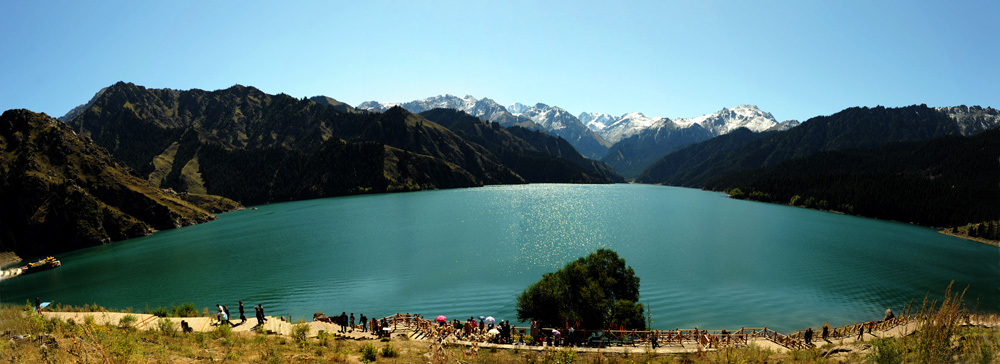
[2,0,997,122]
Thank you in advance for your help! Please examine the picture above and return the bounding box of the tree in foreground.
[515,248,645,330]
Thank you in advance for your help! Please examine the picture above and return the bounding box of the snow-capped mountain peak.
[579,112,617,131]
[936,105,1000,136]
[673,105,778,135]
[596,112,668,144]
[356,100,399,112]
[508,102,530,115]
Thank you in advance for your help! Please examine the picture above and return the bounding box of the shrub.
[157,318,177,335]
[292,322,310,343]
[151,306,169,317]
[360,343,377,362]
[172,302,199,317]
[213,322,233,339]
[316,330,333,347]
[119,314,138,329]
[868,337,905,364]
[913,282,966,363]
[380,344,399,358]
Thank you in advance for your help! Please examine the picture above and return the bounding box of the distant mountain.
[0,109,240,257]
[637,104,976,187]
[308,96,360,113]
[357,95,612,159]
[419,109,622,183]
[765,119,801,132]
[578,112,617,132]
[507,102,531,115]
[635,127,774,186]
[357,100,398,112]
[59,86,108,122]
[514,103,611,159]
[595,105,789,177]
[601,121,715,178]
[590,112,665,145]
[706,128,1000,227]
[673,105,783,135]
[65,82,525,204]
[935,105,1000,136]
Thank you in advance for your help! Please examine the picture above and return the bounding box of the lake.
[2,184,997,332]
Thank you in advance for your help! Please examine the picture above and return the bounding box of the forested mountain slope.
[0,109,239,257]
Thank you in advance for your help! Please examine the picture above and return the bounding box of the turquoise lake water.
[2,184,997,332]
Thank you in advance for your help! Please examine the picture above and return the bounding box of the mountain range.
[61,82,620,206]
[596,105,800,177]
[637,104,1000,227]
[356,95,799,177]
[359,95,612,159]
[4,81,998,257]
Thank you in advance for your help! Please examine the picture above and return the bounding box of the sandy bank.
[938,230,1000,247]
[0,251,22,267]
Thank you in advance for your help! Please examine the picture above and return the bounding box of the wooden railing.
[359,312,1000,351]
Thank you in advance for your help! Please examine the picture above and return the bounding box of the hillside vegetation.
[0,109,240,257]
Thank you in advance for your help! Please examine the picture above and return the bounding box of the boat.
[22,256,61,273]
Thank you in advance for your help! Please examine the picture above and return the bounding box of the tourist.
[350,313,355,332]
[339,312,347,333]
[255,304,266,328]
[223,305,232,326]
[35,297,40,313]
[822,324,829,342]
[239,301,246,324]
[804,327,813,345]
[651,330,659,349]
[216,305,224,324]
[360,314,368,333]
[857,324,864,341]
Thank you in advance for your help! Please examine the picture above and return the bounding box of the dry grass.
[1,292,997,363]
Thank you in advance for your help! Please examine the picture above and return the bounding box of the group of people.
[215,301,267,329]
[802,308,897,345]
[315,311,395,338]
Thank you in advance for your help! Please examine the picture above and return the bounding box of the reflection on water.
[2,184,997,332]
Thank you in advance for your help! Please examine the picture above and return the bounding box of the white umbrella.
[484,316,495,325]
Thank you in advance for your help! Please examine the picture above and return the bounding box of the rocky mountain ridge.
[0,109,240,257]
[60,82,624,206]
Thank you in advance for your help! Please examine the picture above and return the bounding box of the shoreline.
[0,251,22,267]
[938,230,1000,248]
[710,188,999,249]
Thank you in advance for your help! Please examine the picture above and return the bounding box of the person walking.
[857,324,864,341]
[254,304,266,329]
[822,324,829,342]
[222,305,232,326]
[350,313,355,332]
[239,301,246,324]
[804,327,813,345]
